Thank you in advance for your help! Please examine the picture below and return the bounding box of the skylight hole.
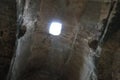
[49,22,62,36]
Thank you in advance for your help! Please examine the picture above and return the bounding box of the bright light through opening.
[49,22,62,36]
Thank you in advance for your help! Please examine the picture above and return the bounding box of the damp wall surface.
[8,0,113,80]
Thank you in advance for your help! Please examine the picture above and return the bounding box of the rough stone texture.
[97,2,120,80]
[97,31,120,80]
[9,0,107,80]
[1,0,119,80]
[0,0,16,80]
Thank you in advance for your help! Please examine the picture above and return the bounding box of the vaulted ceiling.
[0,0,120,80]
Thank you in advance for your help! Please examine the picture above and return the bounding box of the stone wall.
[97,2,120,80]
[0,0,119,80]
[9,0,107,80]
[0,0,16,80]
